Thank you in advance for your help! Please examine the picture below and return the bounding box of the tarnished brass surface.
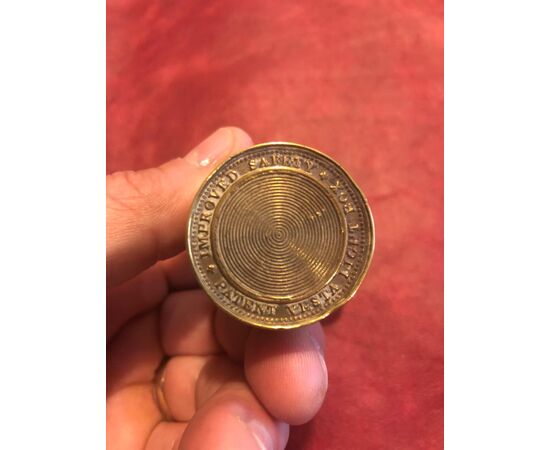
[188,143,375,329]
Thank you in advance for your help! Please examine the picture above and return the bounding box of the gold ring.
[153,357,173,421]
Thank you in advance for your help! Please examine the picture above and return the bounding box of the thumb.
[107,127,253,287]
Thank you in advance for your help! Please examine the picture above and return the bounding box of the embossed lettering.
[215,281,227,290]
[226,170,239,182]
[197,222,210,257]
[216,178,229,192]
[339,226,361,277]
[328,178,359,216]
[303,159,314,171]
[311,298,322,307]
[208,190,221,199]
[337,191,348,203]
[248,154,315,172]
[215,282,276,316]
[286,304,301,315]
[198,236,209,257]
[197,171,241,260]
[329,179,343,192]
[287,283,341,314]
[343,202,355,214]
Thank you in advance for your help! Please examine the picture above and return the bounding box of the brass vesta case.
[188,143,374,329]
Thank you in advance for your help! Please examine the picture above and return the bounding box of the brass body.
[188,143,374,329]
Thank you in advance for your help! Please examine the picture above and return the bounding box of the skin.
[107,127,328,450]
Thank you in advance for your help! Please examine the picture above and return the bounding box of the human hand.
[107,128,328,450]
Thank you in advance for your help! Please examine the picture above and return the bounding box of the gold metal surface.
[187,142,375,329]
[152,357,172,421]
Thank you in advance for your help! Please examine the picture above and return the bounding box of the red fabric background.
[107,1,443,449]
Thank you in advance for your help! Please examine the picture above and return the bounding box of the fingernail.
[246,418,274,450]
[306,328,324,356]
[306,330,328,386]
[187,127,235,168]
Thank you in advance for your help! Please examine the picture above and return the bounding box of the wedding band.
[153,357,173,421]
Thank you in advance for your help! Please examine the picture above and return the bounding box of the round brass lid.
[187,142,374,329]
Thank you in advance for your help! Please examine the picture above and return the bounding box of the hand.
[107,128,328,450]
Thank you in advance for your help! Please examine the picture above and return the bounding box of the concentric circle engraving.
[187,143,375,329]
[211,169,346,302]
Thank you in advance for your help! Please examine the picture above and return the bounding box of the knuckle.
[107,168,163,215]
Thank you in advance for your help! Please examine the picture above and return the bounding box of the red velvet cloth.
[107,1,443,448]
